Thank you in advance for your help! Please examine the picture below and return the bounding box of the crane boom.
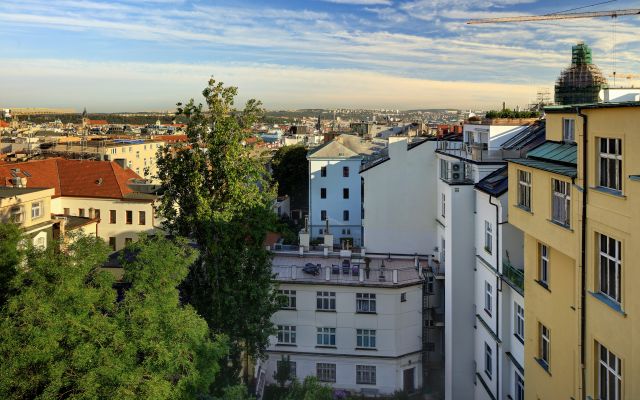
[467,8,640,24]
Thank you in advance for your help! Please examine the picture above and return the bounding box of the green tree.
[0,234,226,400]
[283,377,333,400]
[154,78,281,392]
[0,223,23,308]
[271,145,309,211]
[273,355,293,388]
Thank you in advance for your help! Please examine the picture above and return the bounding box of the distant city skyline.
[1,0,640,112]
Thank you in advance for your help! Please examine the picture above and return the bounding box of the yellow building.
[508,102,640,400]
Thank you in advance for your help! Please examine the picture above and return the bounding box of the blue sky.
[1,0,639,111]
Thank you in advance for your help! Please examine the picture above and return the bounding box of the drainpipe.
[577,108,588,400]
[489,195,500,400]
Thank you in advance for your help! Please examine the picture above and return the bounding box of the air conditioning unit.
[450,162,464,182]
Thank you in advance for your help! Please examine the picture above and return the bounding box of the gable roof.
[308,134,383,159]
[475,166,508,197]
[526,141,577,165]
[0,158,149,200]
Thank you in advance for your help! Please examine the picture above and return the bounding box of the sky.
[1,0,640,112]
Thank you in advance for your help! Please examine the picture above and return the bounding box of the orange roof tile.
[87,119,108,125]
[0,158,146,200]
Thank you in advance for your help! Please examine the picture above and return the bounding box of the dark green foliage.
[0,234,225,400]
[271,145,309,210]
[283,377,333,400]
[273,355,293,388]
[485,109,540,119]
[154,78,281,392]
[0,223,23,308]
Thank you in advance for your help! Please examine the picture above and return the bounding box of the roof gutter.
[576,107,588,400]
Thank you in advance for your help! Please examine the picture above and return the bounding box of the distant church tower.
[554,42,607,105]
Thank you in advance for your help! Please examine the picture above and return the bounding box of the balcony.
[502,261,524,293]
[436,140,507,162]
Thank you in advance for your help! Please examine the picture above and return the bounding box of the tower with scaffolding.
[554,42,608,105]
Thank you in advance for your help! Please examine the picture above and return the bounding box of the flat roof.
[545,101,640,113]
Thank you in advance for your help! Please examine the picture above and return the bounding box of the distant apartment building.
[307,134,386,247]
[0,158,158,251]
[508,102,640,400]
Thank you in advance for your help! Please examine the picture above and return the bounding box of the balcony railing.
[272,264,422,286]
[502,261,524,293]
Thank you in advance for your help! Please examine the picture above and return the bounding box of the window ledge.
[514,334,524,345]
[275,343,297,347]
[356,311,377,315]
[547,219,573,232]
[535,358,552,376]
[355,347,378,351]
[535,280,551,293]
[514,204,533,215]
[484,309,492,318]
[280,308,297,311]
[588,291,626,316]
[316,309,336,313]
[315,345,337,349]
[591,186,625,198]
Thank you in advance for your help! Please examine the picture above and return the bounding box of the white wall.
[361,138,438,255]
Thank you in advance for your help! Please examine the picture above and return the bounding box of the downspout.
[577,107,588,400]
[489,195,500,400]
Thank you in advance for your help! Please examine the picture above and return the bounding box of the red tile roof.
[86,119,108,125]
[0,158,146,200]
[0,121,9,128]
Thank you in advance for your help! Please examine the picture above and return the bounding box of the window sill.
[280,308,297,311]
[535,280,551,292]
[355,347,378,351]
[591,186,625,199]
[356,311,377,315]
[315,345,337,349]
[484,309,492,318]
[547,219,573,232]
[275,343,297,347]
[588,292,626,316]
[514,334,524,345]
[514,204,533,215]
[535,358,552,376]
[316,309,336,313]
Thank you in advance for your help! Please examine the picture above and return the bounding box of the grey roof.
[500,121,546,151]
[526,141,577,165]
[507,158,577,178]
[0,186,51,198]
[307,134,384,159]
[475,166,508,196]
[545,101,640,113]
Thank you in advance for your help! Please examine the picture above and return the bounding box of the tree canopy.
[154,78,281,392]
[0,222,23,308]
[0,234,226,400]
[271,145,309,211]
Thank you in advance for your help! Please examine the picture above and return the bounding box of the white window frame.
[551,178,571,227]
[514,302,525,341]
[31,201,43,219]
[515,372,524,400]
[316,363,336,382]
[276,325,296,344]
[356,293,376,313]
[517,170,532,210]
[484,343,492,379]
[539,244,549,285]
[540,324,550,367]
[599,233,622,304]
[484,281,493,316]
[278,289,296,309]
[440,159,449,180]
[317,291,336,310]
[316,327,336,346]
[562,118,575,142]
[484,220,493,254]
[356,329,376,349]
[599,343,622,400]
[356,365,376,385]
[598,138,622,192]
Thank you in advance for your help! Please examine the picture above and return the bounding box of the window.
[316,327,336,346]
[95,209,101,220]
[515,373,524,400]
[316,363,336,382]
[426,275,435,294]
[343,210,349,221]
[401,292,407,302]
[31,201,42,219]
[552,179,571,227]
[125,237,133,245]
[539,244,549,286]
[78,208,85,217]
[108,237,116,251]
[278,289,296,309]
[484,221,493,254]
[599,138,622,191]
[356,365,376,385]
[484,281,493,316]
[277,325,296,344]
[317,291,336,310]
[441,193,446,218]
[599,343,621,400]
[321,210,327,221]
[64,207,70,215]
[517,170,532,210]
[277,360,297,379]
[484,343,492,379]
[343,188,349,199]
[356,329,376,348]
[356,293,376,313]
[139,211,146,225]
[599,234,622,304]
[110,210,116,224]
[514,303,525,341]
[562,118,575,142]
[126,210,133,225]
[343,166,349,177]
[320,166,327,177]
[320,188,326,199]
[539,323,550,368]
[440,159,449,180]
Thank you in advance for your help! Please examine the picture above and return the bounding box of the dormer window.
[562,118,575,142]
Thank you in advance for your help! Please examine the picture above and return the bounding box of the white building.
[307,134,386,247]
[473,167,525,400]
[261,241,431,396]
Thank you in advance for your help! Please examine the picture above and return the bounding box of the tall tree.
[155,79,281,392]
[271,145,309,211]
[0,223,23,308]
[0,234,226,400]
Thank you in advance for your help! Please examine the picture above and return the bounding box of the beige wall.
[0,188,55,229]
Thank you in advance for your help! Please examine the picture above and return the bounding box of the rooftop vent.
[95,178,103,185]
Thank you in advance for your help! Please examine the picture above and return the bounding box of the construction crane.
[467,8,640,24]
